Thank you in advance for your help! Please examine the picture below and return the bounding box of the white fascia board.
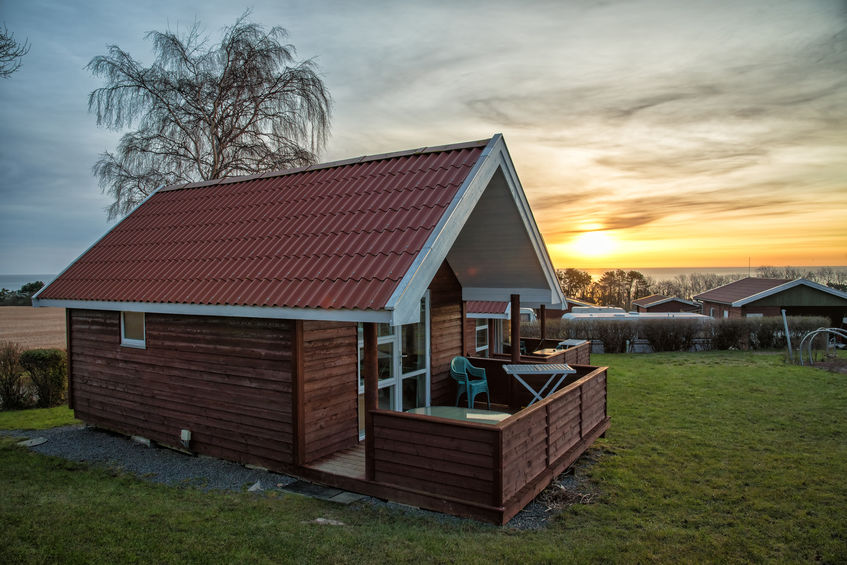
[384,134,564,324]
[31,298,392,324]
[462,287,557,306]
[732,278,847,307]
[383,135,501,324]
[647,296,697,308]
[466,312,510,319]
[32,185,166,303]
[491,137,565,307]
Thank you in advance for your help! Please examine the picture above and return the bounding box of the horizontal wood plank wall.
[69,309,295,470]
[301,320,359,464]
[429,262,464,406]
[500,367,608,503]
[371,411,499,505]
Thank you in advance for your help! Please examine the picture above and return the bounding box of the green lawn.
[0,405,78,430]
[2,352,845,564]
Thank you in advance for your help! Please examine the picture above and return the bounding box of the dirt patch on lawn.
[814,357,847,375]
[0,306,66,350]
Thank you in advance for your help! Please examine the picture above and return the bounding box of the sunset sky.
[1,0,845,274]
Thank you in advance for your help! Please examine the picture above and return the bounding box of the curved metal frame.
[798,328,847,366]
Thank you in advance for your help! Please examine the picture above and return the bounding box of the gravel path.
[3,425,297,492]
[4,425,575,529]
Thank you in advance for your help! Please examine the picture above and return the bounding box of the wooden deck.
[306,443,365,479]
[298,362,608,525]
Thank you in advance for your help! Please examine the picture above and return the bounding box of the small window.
[475,319,489,356]
[121,312,146,348]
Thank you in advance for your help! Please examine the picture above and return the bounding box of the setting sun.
[571,230,618,258]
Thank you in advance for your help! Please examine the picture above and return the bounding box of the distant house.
[694,277,847,326]
[32,134,608,524]
[632,294,699,314]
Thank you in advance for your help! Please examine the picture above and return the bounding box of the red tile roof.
[632,294,668,308]
[693,277,791,304]
[466,301,508,315]
[39,139,489,311]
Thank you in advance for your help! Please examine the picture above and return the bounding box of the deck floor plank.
[306,444,366,479]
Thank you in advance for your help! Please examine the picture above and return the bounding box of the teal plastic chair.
[450,356,490,409]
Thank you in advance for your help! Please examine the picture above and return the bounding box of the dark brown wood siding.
[371,411,499,505]
[366,365,610,524]
[429,262,464,406]
[300,320,359,463]
[69,309,295,470]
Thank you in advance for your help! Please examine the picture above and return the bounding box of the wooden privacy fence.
[369,365,609,524]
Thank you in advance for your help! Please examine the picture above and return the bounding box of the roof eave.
[732,278,847,307]
[31,298,394,324]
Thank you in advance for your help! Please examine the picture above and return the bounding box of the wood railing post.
[545,403,551,466]
[539,304,546,344]
[363,322,378,481]
[579,383,584,440]
[510,294,521,363]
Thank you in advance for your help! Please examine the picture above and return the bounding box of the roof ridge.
[160,137,492,193]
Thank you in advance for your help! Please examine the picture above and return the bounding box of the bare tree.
[87,12,332,219]
[0,24,30,78]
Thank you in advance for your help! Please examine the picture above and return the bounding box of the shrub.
[638,319,703,352]
[20,348,67,408]
[711,318,749,350]
[591,321,637,353]
[0,341,28,410]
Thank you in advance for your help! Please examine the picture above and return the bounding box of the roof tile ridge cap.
[157,137,493,192]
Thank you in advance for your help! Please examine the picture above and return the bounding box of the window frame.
[475,318,489,356]
[120,311,146,349]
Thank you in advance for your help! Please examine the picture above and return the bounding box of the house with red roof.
[632,294,699,314]
[694,277,847,325]
[33,134,609,524]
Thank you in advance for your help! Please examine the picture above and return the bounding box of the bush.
[20,349,67,408]
[0,341,29,410]
[709,318,748,350]
[638,319,702,352]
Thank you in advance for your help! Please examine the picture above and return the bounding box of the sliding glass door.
[357,293,430,437]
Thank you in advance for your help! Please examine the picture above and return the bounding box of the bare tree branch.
[87,11,332,220]
[0,24,30,78]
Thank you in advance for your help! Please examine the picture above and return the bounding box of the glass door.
[357,293,430,438]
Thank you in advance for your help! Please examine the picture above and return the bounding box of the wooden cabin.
[33,135,609,524]
[632,294,699,314]
[694,277,847,325]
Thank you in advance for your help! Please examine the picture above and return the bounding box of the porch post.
[363,322,378,481]
[540,304,547,344]
[511,294,521,363]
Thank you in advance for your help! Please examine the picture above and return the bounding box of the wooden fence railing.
[369,365,609,523]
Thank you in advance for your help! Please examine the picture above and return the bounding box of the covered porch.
[301,331,608,524]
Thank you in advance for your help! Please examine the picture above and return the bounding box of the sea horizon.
[3,265,847,289]
[571,266,847,282]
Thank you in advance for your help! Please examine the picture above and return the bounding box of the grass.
[0,405,78,430]
[2,351,846,563]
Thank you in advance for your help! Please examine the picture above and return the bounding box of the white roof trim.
[461,287,557,307]
[493,136,566,307]
[731,278,847,307]
[639,296,697,308]
[31,299,393,324]
[384,134,564,325]
[384,136,498,325]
